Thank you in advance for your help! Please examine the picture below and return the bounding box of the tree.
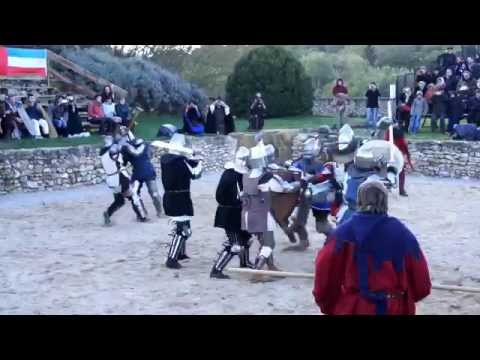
[300,52,336,90]
[225,46,313,117]
[364,45,377,66]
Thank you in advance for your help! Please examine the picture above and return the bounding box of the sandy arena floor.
[1,173,480,315]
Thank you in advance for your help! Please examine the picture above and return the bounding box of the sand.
[1,173,480,315]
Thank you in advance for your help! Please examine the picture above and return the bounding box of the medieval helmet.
[264,144,276,165]
[247,141,267,170]
[226,146,250,174]
[357,179,389,214]
[303,138,320,159]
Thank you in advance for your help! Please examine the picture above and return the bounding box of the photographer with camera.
[181,101,205,135]
[249,92,267,131]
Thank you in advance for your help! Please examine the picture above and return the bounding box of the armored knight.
[100,136,147,225]
[158,134,203,269]
[210,146,253,279]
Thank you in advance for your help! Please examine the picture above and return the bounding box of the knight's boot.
[239,246,254,269]
[210,249,234,279]
[103,211,111,226]
[283,225,309,252]
[165,228,186,269]
[283,224,297,244]
[178,242,190,261]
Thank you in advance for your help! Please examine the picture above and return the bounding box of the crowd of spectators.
[400,46,480,135]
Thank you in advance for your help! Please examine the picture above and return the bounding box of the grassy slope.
[0,113,450,150]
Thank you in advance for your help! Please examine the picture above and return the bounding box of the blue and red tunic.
[313,212,431,315]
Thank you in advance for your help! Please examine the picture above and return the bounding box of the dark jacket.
[66,103,83,135]
[365,89,381,108]
[431,91,448,114]
[205,104,235,135]
[214,168,244,231]
[182,108,205,135]
[115,103,129,122]
[332,85,348,96]
[437,53,457,71]
[25,103,43,120]
[444,76,458,94]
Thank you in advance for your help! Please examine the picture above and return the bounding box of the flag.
[0,47,47,78]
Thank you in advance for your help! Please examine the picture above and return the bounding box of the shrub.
[59,47,207,113]
[225,46,313,117]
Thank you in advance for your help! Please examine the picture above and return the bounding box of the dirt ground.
[1,173,480,315]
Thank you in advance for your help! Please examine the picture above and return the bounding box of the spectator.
[444,68,458,94]
[332,79,349,128]
[88,95,111,134]
[249,92,267,131]
[424,69,436,85]
[385,125,413,196]
[466,57,480,80]
[66,95,84,136]
[455,57,467,78]
[424,83,435,115]
[0,93,17,139]
[437,47,457,75]
[467,89,480,126]
[101,85,115,103]
[415,66,429,83]
[102,97,123,131]
[205,96,235,135]
[24,94,50,139]
[181,101,205,135]
[431,78,448,134]
[414,80,427,96]
[365,82,381,128]
[409,91,428,135]
[51,96,69,137]
[397,87,413,132]
[456,70,476,97]
[115,97,130,127]
[4,94,27,139]
[451,123,480,141]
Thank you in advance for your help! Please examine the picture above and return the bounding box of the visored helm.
[264,144,276,165]
[247,142,267,170]
[303,138,320,159]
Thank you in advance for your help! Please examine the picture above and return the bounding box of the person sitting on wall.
[25,94,50,139]
[88,94,112,134]
[66,95,84,136]
[51,95,69,137]
[181,101,205,135]
[205,96,235,135]
[102,97,123,133]
[101,84,115,103]
[115,97,131,127]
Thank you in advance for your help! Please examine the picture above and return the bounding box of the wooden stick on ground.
[226,268,480,294]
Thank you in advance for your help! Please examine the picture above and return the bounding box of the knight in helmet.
[285,137,339,250]
[121,137,163,218]
[335,134,404,225]
[241,134,301,272]
[100,135,148,225]
[158,134,203,269]
[210,146,254,279]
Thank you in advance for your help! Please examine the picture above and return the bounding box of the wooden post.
[226,268,480,294]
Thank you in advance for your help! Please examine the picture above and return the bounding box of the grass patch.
[0,113,454,150]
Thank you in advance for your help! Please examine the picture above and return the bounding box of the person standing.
[437,47,457,75]
[385,125,413,197]
[100,137,148,226]
[205,97,235,135]
[313,180,431,315]
[409,91,428,135]
[365,82,381,128]
[397,87,413,132]
[249,93,267,131]
[430,78,448,134]
[332,79,349,129]
[210,147,253,279]
[467,89,480,126]
[158,134,203,269]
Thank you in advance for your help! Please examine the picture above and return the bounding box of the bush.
[59,48,208,113]
[225,46,313,117]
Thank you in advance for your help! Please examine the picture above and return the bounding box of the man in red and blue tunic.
[313,180,431,315]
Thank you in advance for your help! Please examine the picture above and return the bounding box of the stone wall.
[3,131,480,195]
[312,97,390,117]
[408,140,480,179]
[0,135,237,194]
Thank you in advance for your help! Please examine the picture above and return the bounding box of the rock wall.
[0,135,237,194]
[2,131,480,195]
[408,140,480,179]
[312,97,390,117]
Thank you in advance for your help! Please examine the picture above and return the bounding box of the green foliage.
[364,45,377,66]
[225,46,313,117]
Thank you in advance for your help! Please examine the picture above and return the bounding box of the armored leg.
[210,231,240,279]
[104,192,125,225]
[146,180,163,217]
[166,221,191,269]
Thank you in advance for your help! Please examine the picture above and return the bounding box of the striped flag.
[0,47,47,78]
